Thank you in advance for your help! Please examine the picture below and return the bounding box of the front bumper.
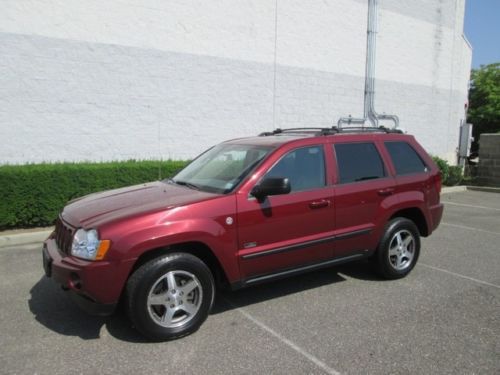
[42,238,134,315]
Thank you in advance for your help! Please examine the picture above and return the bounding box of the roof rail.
[258,128,337,136]
[258,126,402,137]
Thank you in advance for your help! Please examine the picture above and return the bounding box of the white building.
[0,0,472,164]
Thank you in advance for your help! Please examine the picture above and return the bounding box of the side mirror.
[251,177,291,200]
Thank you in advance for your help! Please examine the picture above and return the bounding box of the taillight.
[434,172,442,194]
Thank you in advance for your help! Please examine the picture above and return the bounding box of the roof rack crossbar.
[335,126,402,134]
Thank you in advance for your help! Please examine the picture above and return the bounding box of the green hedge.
[0,160,188,230]
[431,156,464,186]
[1,156,467,230]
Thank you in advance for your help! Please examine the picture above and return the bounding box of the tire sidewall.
[129,254,214,341]
[377,218,420,279]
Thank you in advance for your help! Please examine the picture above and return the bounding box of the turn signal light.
[95,240,111,260]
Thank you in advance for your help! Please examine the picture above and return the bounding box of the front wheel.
[375,217,420,279]
[126,252,215,341]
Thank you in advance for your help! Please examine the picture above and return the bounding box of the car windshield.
[170,143,273,194]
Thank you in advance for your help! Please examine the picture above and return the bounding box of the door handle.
[309,200,330,209]
[377,188,394,197]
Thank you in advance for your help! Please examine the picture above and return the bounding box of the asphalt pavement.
[0,190,498,374]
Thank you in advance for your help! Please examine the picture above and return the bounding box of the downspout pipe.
[337,0,399,128]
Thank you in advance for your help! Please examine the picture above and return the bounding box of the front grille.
[55,217,75,255]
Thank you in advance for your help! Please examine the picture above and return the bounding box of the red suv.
[42,127,443,340]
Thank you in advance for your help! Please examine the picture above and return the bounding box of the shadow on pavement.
[28,277,148,343]
[29,260,381,342]
[213,259,383,313]
[335,259,385,282]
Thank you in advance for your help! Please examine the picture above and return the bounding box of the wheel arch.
[389,207,429,237]
[129,241,230,289]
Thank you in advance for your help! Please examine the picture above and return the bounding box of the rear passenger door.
[332,141,397,257]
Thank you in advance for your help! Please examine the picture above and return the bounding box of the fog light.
[69,273,82,290]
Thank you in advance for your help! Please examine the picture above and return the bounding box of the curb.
[441,186,467,194]
[0,228,53,249]
[466,186,500,194]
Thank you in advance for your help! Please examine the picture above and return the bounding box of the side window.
[265,146,325,192]
[334,143,385,184]
[385,142,427,175]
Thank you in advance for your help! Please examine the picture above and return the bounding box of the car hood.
[61,181,218,228]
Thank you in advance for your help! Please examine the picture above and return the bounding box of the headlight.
[71,229,110,260]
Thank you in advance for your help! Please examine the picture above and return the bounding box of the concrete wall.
[477,134,500,187]
[0,0,472,164]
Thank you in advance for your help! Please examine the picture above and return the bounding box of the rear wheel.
[376,217,420,279]
[126,252,215,341]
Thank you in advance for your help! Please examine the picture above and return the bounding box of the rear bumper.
[42,238,134,315]
[429,203,444,233]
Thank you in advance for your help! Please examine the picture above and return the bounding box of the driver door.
[236,145,335,280]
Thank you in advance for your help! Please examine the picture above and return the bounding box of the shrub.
[447,166,464,186]
[0,160,188,230]
[431,156,463,186]
[431,156,450,184]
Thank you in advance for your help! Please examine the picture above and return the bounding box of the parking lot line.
[224,298,341,375]
[441,222,500,236]
[420,263,500,289]
[443,201,500,211]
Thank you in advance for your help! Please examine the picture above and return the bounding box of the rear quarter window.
[334,142,385,184]
[385,141,428,175]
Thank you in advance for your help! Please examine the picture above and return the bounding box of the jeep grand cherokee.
[42,127,443,340]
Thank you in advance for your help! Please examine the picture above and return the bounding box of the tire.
[375,217,420,280]
[126,252,215,341]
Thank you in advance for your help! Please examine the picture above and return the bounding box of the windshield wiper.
[172,179,201,190]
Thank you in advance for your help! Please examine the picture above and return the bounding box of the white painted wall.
[0,0,471,164]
